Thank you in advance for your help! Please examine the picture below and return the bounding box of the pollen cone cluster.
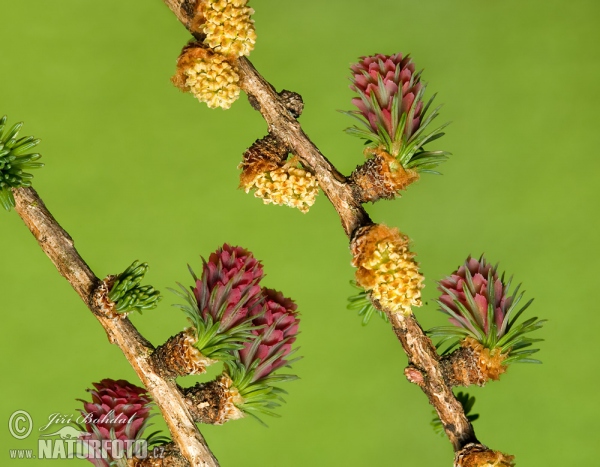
[242,156,319,213]
[196,0,257,57]
[172,44,240,109]
[351,224,423,315]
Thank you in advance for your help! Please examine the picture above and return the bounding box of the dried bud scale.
[183,373,245,425]
[239,133,289,188]
[153,327,216,378]
[172,44,240,109]
[350,147,419,203]
[351,224,423,316]
[454,444,515,467]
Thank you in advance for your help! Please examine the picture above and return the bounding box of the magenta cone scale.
[351,53,423,141]
[226,287,301,418]
[194,244,264,330]
[240,288,300,381]
[174,244,266,362]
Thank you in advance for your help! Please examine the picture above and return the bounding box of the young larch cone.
[172,44,240,109]
[344,53,449,180]
[197,244,264,329]
[172,244,266,366]
[226,287,300,417]
[242,156,319,213]
[428,256,544,372]
[454,443,515,467]
[240,288,300,380]
[79,379,153,467]
[197,0,257,57]
[430,255,544,381]
[351,224,424,316]
[350,53,423,146]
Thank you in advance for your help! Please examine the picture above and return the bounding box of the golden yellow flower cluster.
[242,157,319,213]
[351,224,423,316]
[200,0,257,57]
[173,46,240,109]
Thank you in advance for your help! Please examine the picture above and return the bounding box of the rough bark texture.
[159,0,491,455]
[389,313,478,450]
[130,443,190,467]
[13,187,219,467]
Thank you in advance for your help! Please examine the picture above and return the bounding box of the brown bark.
[129,443,190,467]
[13,187,219,467]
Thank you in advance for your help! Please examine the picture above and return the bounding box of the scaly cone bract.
[226,287,300,419]
[77,379,161,467]
[173,244,265,363]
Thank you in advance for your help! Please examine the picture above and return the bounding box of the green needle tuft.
[0,115,44,211]
[108,260,162,314]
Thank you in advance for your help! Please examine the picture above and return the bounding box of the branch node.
[404,365,425,387]
[278,90,304,118]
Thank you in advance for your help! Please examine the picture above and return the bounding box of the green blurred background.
[2,0,599,465]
